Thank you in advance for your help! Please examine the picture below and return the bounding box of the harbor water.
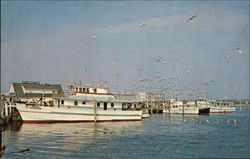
[1,106,250,158]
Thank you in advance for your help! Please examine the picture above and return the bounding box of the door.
[104,102,107,110]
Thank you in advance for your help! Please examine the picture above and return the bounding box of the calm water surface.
[1,106,250,158]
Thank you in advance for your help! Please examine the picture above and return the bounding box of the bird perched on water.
[235,46,243,54]
[138,21,146,27]
[186,15,197,23]
[18,148,30,153]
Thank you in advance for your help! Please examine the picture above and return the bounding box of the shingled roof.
[10,82,65,97]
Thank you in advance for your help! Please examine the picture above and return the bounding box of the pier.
[0,95,22,127]
[0,95,11,127]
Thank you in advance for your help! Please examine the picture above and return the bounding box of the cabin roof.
[54,96,142,103]
[11,82,65,97]
[68,85,108,89]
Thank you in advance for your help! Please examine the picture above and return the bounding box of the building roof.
[11,82,65,97]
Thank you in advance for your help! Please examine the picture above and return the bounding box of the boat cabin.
[172,101,183,108]
[68,85,109,94]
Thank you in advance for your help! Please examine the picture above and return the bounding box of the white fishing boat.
[164,100,210,115]
[13,84,143,123]
[197,98,236,113]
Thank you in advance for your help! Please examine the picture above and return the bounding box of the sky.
[1,1,249,100]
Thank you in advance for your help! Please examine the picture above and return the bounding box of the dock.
[0,96,11,127]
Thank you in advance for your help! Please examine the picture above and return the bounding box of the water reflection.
[3,121,142,158]
[2,107,249,159]
[2,122,23,132]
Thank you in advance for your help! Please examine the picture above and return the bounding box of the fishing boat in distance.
[163,100,210,115]
[13,84,143,123]
[197,98,236,113]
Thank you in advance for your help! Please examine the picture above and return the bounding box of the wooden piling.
[0,128,5,154]
[0,129,2,150]
[182,103,184,115]
[150,101,153,115]
[93,100,97,123]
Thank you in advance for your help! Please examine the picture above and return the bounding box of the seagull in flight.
[136,68,143,71]
[156,56,168,64]
[92,34,96,39]
[235,46,243,54]
[185,15,197,23]
[186,69,191,73]
[138,21,146,27]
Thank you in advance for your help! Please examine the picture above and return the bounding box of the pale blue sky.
[1,1,249,100]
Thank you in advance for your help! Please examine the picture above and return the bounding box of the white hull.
[164,107,200,115]
[142,112,150,118]
[15,104,142,123]
[209,106,236,113]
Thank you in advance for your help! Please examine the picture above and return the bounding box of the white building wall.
[23,88,54,94]
[9,84,15,94]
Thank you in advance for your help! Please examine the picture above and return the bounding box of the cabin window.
[127,103,132,108]
[79,88,82,92]
[122,103,128,110]
[82,101,86,105]
[97,102,100,107]
[76,87,78,92]
[87,88,89,93]
[74,101,78,106]
[111,103,114,107]
[93,88,97,93]
[61,100,64,105]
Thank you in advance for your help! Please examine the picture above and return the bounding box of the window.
[111,103,114,107]
[93,88,97,93]
[76,87,78,92]
[74,101,78,106]
[87,88,89,92]
[83,88,86,92]
[82,101,86,105]
[61,100,64,105]
[79,88,82,92]
[97,103,100,107]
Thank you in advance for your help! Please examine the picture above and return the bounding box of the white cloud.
[89,9,249,36]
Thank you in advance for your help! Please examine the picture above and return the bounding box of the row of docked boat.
[163,98,236,115]
[3,82,236,123]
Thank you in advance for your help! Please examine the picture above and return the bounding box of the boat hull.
[15,104,142,123]
[209,107,236,113]
[164,107,210,115]
[142,112,150,118]
[198,108,210,115]
[167,107,200,115]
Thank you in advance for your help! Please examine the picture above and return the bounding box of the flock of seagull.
[88,14,246,97]
[165,116,247,126]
